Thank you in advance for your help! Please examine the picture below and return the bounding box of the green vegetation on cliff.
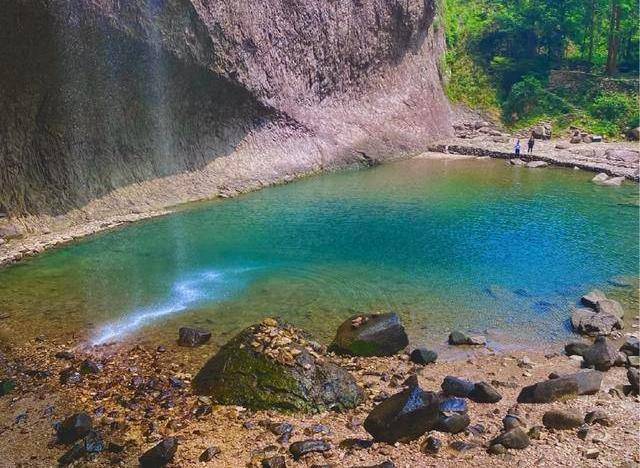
[444,0,639,137]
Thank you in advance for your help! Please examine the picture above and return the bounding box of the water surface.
[0,158,638,354]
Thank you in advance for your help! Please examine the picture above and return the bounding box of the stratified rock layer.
[0,1,451,229]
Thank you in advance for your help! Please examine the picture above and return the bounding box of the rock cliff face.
[0,0,451,229]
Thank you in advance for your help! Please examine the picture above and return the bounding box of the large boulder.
[570,308,622,336]
[330,313,408,357]
[580,290,606,309]
[193,319,362,413]
[517,371,602,403]
[564,342,590,357]
[363,385,441,443]
[604,148,640,163]
[531,125,551,140]
[583,336,618,371]
[595,299,624,319]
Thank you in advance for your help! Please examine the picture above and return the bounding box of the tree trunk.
[605,0,621,75]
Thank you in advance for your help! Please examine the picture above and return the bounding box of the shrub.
[589,92,637,128]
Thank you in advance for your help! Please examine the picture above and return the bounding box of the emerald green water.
[0,158,638,353]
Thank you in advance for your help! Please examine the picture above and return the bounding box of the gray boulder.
[571,308,622,336]
[604,148,639,163]
[517,370,602,403]
[331,313,408,357]
[620,336,640,356]
[441,376,475,397]
[410,348,438,365]
[564,342,590,357]
[583,336,618,371]
[580,290,606,309]
[490,427,530,449]
[193,319,362,413]
[595,299,624,319]
[363,385,441,443]
[448,331,486,346]
[591,173,609,184]
[600,176,625,186]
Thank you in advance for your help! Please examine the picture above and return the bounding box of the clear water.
[0,158,638,354]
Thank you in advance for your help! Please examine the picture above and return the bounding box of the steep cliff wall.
[0,0,451,230]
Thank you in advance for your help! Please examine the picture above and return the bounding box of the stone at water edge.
[363,384,441,443]
[510,158,526,166]
[517,370,603,403]
[410,348,438,365]
[490,427,530,449]
[448,331,486,346]
[583,336,619,371]
[564,342,590,357]
[56,412,92,445]
[542,409,583,430]
[595,299,624,319]
[570,308,622,336]
[601,176,626,186]
[178,327,212,347]
[330,312,408,357]
[288,439,331,460]
[580,289,607,309]
[139,437,178,467]
[526,160,548,168]
[591,173,609,183]
[193,319,362,413]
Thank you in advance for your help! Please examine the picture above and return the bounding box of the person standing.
[514,139,521,158]
[527,135,535,153]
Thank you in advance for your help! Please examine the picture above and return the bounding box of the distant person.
[527,136,535,153]
[514,139,521,158]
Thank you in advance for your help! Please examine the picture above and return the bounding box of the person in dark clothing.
[527,136,535,153]
[514,139,521,157]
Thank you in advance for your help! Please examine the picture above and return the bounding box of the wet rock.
[584,409,611,426]
[0,379,16,396]
[581,290,607,309]
[469,381,502,403]
[409,348,437,365]
[583,336,618,371]
[363,385,441,443]
[330,313,408,357]
[289,439,330,460]
[262,455,286,468]
[200,446,221,462]
[178,327,211,347]
[570,308,621,336]
[436,413,470,434]
[441,376,474,397]
[542,409,583,430]
[79,359,103,375]
[565,342,590,357]
[627,367,639,394]
[421,436,442,454]
[490,427,530,449]
[193,319,362,412]
[620,336,640,356]
[595,299,624,319]
[56,412,92,444]
[139,437,178,467]
[517,370,602,403]
[448,331,486,346]
[60,368,82,385]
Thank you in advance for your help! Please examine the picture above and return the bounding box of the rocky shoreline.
[0,298,638,467]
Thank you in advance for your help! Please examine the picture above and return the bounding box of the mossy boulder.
[330,313,409,357]
[193,319,362,413]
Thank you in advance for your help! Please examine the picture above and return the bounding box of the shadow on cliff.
[0,2,277,217]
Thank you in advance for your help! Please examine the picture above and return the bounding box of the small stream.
[0,158,638,355]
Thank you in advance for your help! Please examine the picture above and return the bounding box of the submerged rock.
[178,327,212,347]
[517,370,602,403]
[583,336,618,371]
[330,313,408,356]
[139,438,178,467]
[193,319,362,413]
[363,385,441,443]
[448,331,486,346]
[410,348,438,365]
